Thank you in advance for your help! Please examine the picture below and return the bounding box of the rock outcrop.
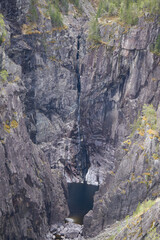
[88,198,160,240]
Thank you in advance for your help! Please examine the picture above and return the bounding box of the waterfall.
[77,93,81,154]
[74,35,90,180]
[76,35,81,172]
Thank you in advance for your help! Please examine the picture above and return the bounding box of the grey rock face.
[80,16,160,185]
[5,0,92,182]
[80,15,160,238]
[84,147,158,237]
[0,0,95,238]
[114,200,160,240]
[0,81,68,239]
[0,0,30,24]
[83,107,160,237]
[0,8,69,240]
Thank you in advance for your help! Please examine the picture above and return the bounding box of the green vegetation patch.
[89,0,160,43]
[0,14,7,45]
[55,0,69,13]
[130,104,159,137]
[106,235,115,240]
[3,119,19,133]
[150,34,160,55]
[48,2,63,27]
[28,0,81,26]
[69,0,80,9]
[97,0,160,25]
[88,17,101,43]
[0,70,8,83]
[47,0,81,26]
[133,199,156,217]
[28,0,64,26]
[146,227,160,240]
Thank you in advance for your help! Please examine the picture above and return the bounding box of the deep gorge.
[0,0,160,239]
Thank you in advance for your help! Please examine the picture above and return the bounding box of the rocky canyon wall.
[0,0,69,239]
[82,15,160,237]
[81,15,160,185]
[0,0,160,239]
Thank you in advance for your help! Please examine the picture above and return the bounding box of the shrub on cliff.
[0,14,6,45]
[151,34,160,55]
[119,1,138,25]
[48,3,63,27]
[47,0,81,27]
[130,104,159,137]
[88,17,101,43]
[0,70,8,83]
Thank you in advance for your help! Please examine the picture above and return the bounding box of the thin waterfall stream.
[65,36,99,226]
[76,35,82,173]
[74,34,90,179]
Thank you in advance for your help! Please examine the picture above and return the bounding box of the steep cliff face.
[0,2,69,240]
[4,0,95,183]
[82,16,160,237]
[83,110,160,237]
[80,15,160,185]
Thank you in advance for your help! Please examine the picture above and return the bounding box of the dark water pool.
[67,183,99,225]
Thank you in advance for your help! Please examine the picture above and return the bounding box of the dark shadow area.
[68,183,98,224]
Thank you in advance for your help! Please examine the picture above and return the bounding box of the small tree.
[48,3,63,27]
[88,17,101,43]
